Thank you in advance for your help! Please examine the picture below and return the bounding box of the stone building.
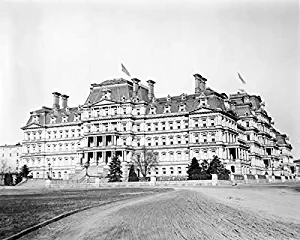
[0,143,22,172]
[19,74,294,180]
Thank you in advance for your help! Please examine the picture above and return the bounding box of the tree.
[207,156,230,180]
[4,173,13,186]
[187,157,202,180]
[199,159,212,180]
[128,164,139,182]
[20,165,31,178]
[131,147,158,181]
[107,155,122,182]
[0,159,8,183]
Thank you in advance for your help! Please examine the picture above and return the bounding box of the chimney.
[52,92,61,109]
[61,94,69,109]
[132,78,141,97]
[146,80,156,101]
[193,74,207,93]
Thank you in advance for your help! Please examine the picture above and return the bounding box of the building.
[0,143,22,172]
[19,74,295,180]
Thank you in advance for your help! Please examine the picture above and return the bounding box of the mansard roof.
[22,106,81,129]
[147,87,230,115]
[84,78,149,105]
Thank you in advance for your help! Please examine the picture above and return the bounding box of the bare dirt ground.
[20,187,300,240]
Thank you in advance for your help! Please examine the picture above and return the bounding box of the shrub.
[107,155,122,182]
[128,165,139,182]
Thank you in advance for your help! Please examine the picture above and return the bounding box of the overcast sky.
[0,0,299,157]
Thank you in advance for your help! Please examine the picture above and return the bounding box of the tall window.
[161,122,166,130]
[177,136,181,145]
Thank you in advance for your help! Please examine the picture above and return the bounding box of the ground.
[13,184,300,240]
[0,188,171,239]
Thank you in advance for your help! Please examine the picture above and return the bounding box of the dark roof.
[85,78,149,104]
[24,107,80,128]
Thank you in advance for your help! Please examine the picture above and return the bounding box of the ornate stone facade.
[19,74,294,180]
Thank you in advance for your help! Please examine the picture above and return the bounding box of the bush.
[187,156,230,181]
[128,165,139,182]
[107,156,122,182]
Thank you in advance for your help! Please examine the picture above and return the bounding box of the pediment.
[190,106,216,114]
[91,99,118,106]
[22,122,43,130]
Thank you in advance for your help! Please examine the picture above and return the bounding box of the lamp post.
[84,161,89,177]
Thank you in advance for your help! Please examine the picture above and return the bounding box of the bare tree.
[0,158,8,182]
[131,146,158,180]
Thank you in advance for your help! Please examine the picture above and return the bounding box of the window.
[246,122,250,127]
[161,122,166,130]
[176,121,181,129]
[58,172,61,178]
[202,120,207,127]
[123,108,126,114]
[185,136,189,144]
[147,138,151,146]
[114,108,118,115]
[170,167,174,174]
[169,122,173,130]
[154,123,158,131]
[136,124,140,132]
[178,167,182,174]
[211,119,215,126]
[184,120,189,129]
[247,135,250,141]
[147,123,151,131]
[169,137,173,145]
[195,134,199,144]
[155,167,159,175]
[169,152,174,161]
[155,139,159,146]
[162,138,166,145]
[194,119,199,128]
[136,108,140,115]
[177,136,181,145]
[211,134,216,142]
[177,152,182,161]
[162,167,166,174]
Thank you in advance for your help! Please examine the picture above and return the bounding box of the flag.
[121,63,131,78]
[238,72,246,84]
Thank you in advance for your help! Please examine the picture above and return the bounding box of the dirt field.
[19,185,300,240]
[0,188,171,239]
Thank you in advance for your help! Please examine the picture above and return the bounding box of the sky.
[0,0,299,156]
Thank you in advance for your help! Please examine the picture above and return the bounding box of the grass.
[0,188,172,239]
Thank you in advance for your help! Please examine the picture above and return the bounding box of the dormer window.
[62,115,68,123]
[149,106,156,114]
[74,114,80,121]
[167,95,171,102]
[179,103,186,112]
[164,105,171,114]
[32,114,39,123]
[122,96,126,102]
[50,116,56,124]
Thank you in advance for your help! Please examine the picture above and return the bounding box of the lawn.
[0,188,172,239]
